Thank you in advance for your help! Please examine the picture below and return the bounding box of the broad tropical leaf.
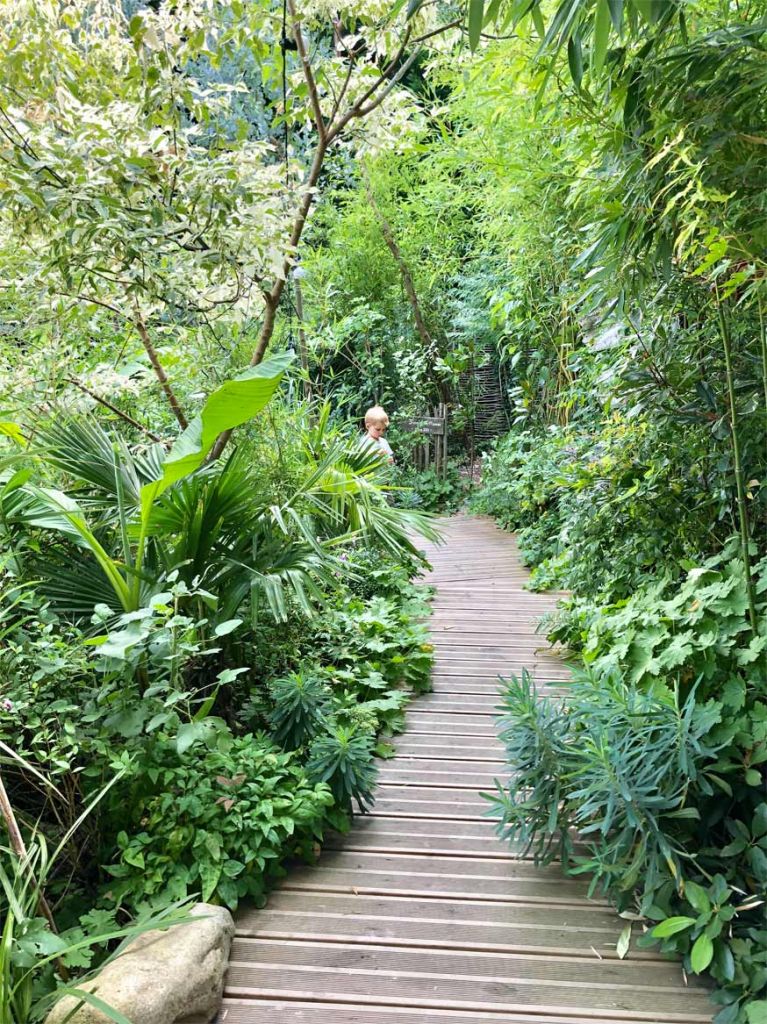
[139,353,293,519]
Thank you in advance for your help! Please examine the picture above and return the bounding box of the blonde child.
[363,405,394,463]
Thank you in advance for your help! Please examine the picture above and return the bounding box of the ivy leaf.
[657,631,694,669]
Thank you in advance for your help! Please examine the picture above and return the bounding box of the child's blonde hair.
[364,405,389,428]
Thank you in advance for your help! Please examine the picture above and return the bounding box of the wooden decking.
[221,514,711,1024]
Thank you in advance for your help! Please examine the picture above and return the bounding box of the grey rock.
[46,904,235,1024]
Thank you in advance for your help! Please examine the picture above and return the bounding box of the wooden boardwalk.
[221,514,711,1024]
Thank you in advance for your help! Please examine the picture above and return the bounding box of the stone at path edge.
[45,904,234,1024]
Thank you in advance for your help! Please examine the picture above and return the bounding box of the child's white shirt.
[363,433,394,459]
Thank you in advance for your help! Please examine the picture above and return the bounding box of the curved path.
[221,514,711,1024]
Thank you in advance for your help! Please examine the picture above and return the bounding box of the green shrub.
[489,550,767,1020]
[475,415,720,601]
[390,462,466,513]
[102,735,333,913]
[306,724,379,811]
[267,670,329,750]
[491,666,767,1019]
[549,543,767,691]
[309,590,433,695]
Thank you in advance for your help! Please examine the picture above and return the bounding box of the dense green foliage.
[458,4,767,1021]
[2,0,767,1020]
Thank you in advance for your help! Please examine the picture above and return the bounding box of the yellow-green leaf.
[0,421,24,444]
[690,933,713,974]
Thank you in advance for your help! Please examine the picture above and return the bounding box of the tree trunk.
[364,183,433,356]
[364,178,448,403]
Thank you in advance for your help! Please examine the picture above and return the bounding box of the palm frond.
[38,554,125,620]
[34,416,142,507]
[280,434,441,556]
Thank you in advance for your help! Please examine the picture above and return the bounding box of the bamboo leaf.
[543,0,582,51]
[567,31,584,86]
[633,0,658,25]
[607,0,623,32]
[592,0,611,75]
[531,4,546,39]
[468,0,485,51]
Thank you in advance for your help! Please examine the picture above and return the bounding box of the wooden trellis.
[399,403,449,475]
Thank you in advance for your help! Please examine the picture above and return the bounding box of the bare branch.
[65,377,164,442]
[61,293,130,319]
[329,55,356,125]
[332,26,413,131]
[355,47,423,119]
[288,0,327,141]
[133,304,189,429]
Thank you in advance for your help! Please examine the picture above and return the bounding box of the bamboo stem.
[759,294,767,420]
[717,298,758,634]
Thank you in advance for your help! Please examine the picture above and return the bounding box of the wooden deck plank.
[224,515,711,1022]
[218,1001,681,1024]
[225,961,710,1020]
[228,938,706,993]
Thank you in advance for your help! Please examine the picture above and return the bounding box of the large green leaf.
[28,486,133,610]
[651,915,695,938]
[140,354,292,520]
